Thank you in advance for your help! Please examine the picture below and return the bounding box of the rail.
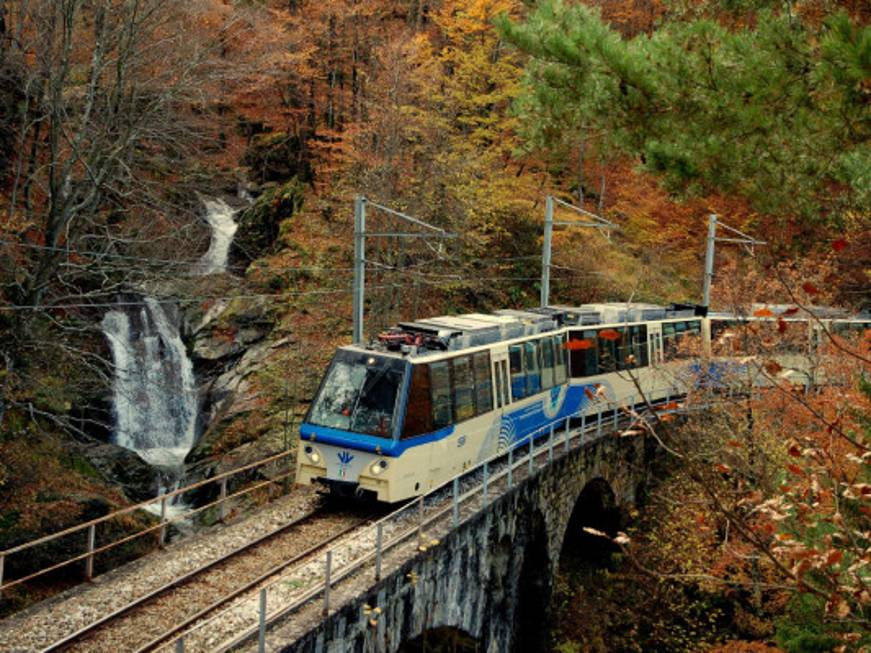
[158,389,685,652]
[0,449,296,595]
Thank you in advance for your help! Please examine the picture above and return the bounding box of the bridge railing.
[159,389,687,652]
[0,449,295,597]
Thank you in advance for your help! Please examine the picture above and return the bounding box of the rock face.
[230,178,304,267]
[185,294,288,468]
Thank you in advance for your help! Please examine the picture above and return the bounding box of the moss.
[65,454,102,481]
[231,178,305,266]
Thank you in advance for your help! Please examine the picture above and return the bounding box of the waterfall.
[102,298,199,469]
[200,198,238,274]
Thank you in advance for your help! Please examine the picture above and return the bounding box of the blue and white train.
[295,303,869,502]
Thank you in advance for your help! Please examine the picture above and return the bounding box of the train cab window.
[553,335,568,385]
[509,344,526,400]
[430,361,453,428]
[473,351,493,415]
[525,341,542,395]
[308,351,406,437]
[452,356,475,421]
[568,330,598,377]
[541,338,555,389]
[402,364,433,438]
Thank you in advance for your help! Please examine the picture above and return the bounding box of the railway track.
[42,505,377,653]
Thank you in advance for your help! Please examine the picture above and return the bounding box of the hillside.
[0,0,868,647]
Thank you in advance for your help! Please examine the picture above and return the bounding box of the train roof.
[366,302,705,358]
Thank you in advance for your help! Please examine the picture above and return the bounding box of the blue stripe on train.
[300,383,596,458]
[299,423,455,457]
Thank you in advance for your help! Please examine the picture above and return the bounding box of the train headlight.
[304,445,321,465]
[370,460,388,475]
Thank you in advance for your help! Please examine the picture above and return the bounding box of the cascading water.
[101,196,239,520]
[200,198,238,274]
[102,298,198,468]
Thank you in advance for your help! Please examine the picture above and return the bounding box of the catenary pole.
[353,196,367,344]
[702,214,717,310]
[541,195,553,307]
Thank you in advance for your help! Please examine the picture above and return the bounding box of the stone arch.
[397,626,482,652]
[560,477,621,568]
[511,509,551,652]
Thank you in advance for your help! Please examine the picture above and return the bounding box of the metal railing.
[161,391,684,652]
[0,449,296,596]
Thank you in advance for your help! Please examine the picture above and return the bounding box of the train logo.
[337,451,354,479]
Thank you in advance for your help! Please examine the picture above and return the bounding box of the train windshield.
[307,350,406,438]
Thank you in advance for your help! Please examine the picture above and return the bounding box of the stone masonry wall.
[275,433,655,653]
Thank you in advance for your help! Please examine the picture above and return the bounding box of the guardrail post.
[508,448,513,488]
[597,406,603,437]
[258,588,267,653]
[452,478,459,526]
[375,523,383,581]
[564,418,570,452]
[613,404,619,429]
[417,496,425,548]
[85,523,96,580]
[548,425,554,463]
[159,497,168,548]
[483,462,489,506]
[528,437,534,474]
[176,636,185,653]
[219,477,228,523]
[323,551,332,616]
[581,412,586,442]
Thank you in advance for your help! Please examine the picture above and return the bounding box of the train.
[296,303,869,503]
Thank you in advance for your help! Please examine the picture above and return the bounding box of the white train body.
[296,304,869,502]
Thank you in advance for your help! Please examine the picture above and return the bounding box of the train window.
[452,356,475,422]
[597,329,619,372]
[631,325,649,367]
[553,335,568,384]
[308,351,406,437]
[616,328,634,369]
[430,361,453,428]
[662,322,677,359]
[525,341,542,395]
[509,344,526,400]
[402,364,433,438]
[568,330,597,377]
[541,338,555,389]
[473,351,493,415]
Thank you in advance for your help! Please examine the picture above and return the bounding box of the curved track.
[44,506,376,653]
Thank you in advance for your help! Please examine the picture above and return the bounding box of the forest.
[0,0,868,650]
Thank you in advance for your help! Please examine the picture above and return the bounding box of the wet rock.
[72,440,158,503]
[191,296,274,363]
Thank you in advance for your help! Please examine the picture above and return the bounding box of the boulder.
[72,440,159,503]
[192,296,275,363]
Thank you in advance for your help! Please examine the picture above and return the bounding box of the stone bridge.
[272,432,658,653]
